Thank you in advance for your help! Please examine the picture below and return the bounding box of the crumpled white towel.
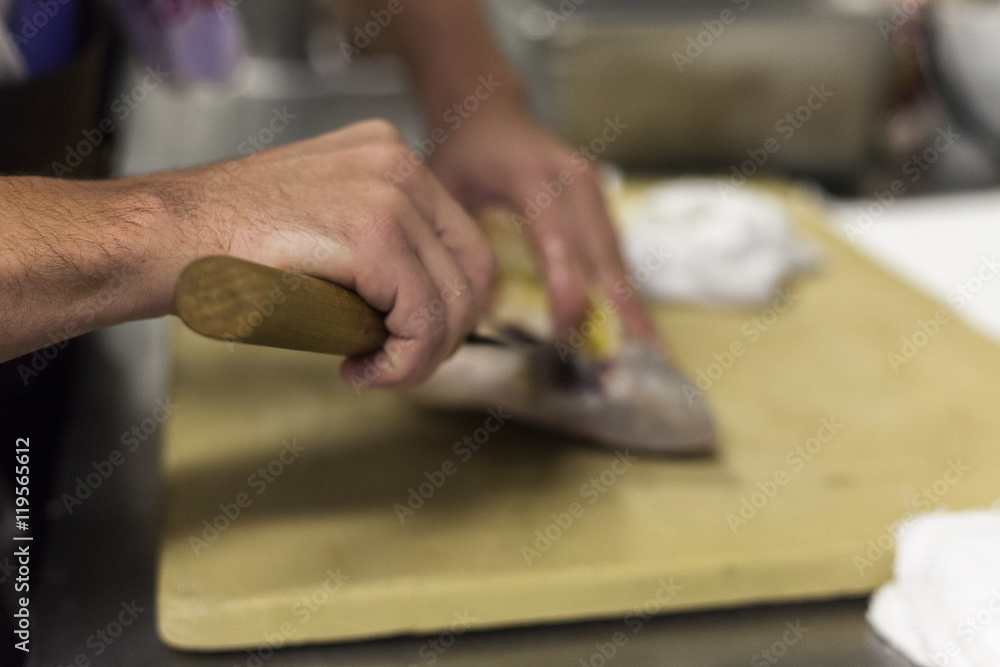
[619,179,819,307]
[868,509,1000,667]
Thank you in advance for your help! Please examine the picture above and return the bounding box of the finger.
[334,182,484,387]
[384,161,497,317]
[567,172,658,342]
[383,186,481,366]
[277,188,451,388]
[521,194,591,342]
[336,229,445,389]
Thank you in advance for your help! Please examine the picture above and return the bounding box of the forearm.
[0,176,176,362]
[371,0,528,120]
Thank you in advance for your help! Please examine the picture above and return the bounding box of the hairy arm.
[0,176,177,361]
[0,121,496,387]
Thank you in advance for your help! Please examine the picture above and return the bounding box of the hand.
[427,101,657,343]
[154,119,497,388]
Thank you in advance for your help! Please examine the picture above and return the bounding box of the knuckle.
[356,117,403,142]
[426,314,448,343]
[525,164,562,187]
[372,183,413,221]
[570,153,596,176]
[576,162,601,186]
[524,155,573,185]
[366,141,413,172]
[421,284,447,327]
[354,210,405,260]
[422,302,450,345]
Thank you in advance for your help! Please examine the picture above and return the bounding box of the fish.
[405,209,717,456]
[407,332,715,455]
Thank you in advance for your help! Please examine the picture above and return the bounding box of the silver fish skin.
[407,338,716,456]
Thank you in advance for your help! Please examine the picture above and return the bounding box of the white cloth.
[619,179,819,306]
[867,509,1000,667]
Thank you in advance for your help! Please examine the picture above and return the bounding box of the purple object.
[111,0,244,85]
[7,0,81,78]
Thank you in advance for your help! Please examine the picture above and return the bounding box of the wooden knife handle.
[174,256,388,356]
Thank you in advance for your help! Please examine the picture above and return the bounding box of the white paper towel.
[868,509,1000,667]
[619,179,819,307]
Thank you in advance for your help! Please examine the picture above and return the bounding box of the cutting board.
[157,185,1000,650]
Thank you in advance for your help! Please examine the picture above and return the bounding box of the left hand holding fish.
[427,100,660,346]
[370,0,658,346]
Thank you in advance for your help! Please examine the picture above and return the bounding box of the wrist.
[0,176,180,360]
[384,1,529,126]
[69,177,182,326]
[416,62,528,122]
[126,167,239,319]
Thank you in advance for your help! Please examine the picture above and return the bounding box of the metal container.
[495,0,896,187]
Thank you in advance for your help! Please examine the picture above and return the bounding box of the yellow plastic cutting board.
[157,185,1000,650]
